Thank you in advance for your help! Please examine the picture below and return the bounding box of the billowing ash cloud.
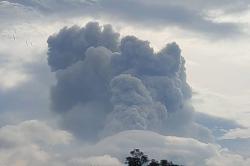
[47,22,119,71]
[47,22,210,142]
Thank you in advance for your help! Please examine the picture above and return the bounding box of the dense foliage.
[125,149,182,166]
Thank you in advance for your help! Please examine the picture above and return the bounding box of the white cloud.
[0,120,122,166]
[0,144,50,166]
[0,120,72,145]
[0,68,29,89]
[0,120,72,166]
[0,121,250,166]
[206,153,250,166]
[220,128,250,140]
[81,130,250,166]
[192,87,250,127]
[69,155,122,166]
[0,1,42,30]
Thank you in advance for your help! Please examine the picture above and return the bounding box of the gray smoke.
[47,22,119,71]
[47,22,211,142]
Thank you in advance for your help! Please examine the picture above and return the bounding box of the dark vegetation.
[125,149,183,166]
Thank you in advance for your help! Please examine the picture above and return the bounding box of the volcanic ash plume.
[47,22,210,142]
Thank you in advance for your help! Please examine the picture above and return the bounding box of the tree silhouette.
[160,160,180,166]
[125,149,149,166]
[125,149,182,166]
[160,160,168,166]
[148,159,160,166]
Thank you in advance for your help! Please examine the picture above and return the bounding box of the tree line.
[125,149,183,166]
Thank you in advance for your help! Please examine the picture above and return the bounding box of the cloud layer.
[3,0,248,37]
[0,120,72,166]
[1,121,249,166]
[85,130,250,166]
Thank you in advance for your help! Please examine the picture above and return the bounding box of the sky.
[1,0,250,165]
